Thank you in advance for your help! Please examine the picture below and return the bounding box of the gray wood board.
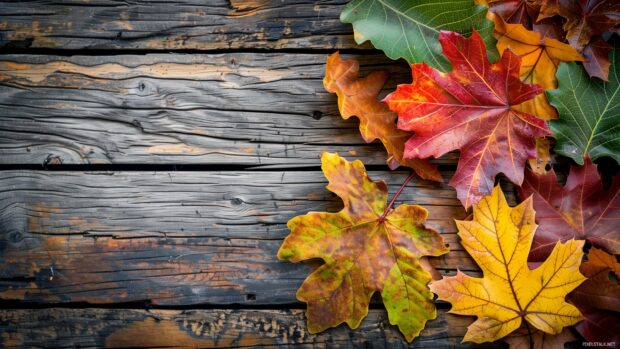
[0,170,484,305]
[0,0,362,50]
[0,53,457,167]
[0,308,495,348]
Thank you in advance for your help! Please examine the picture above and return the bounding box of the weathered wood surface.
[0,53,457,167]
[0,0,361,51]
[0,170,484,305]
[0,308,496,348]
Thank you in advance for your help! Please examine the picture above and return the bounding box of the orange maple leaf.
[323,52,442,181]
[490,12,584,119]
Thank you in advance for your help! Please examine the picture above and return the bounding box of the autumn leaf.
[582,37,613,80]
[528,137,552,176]
[519,158,620,261]
[569,247,620,343]
[490,12,584,120]
[385,30,551,209]
[277,152,448,341]
[570,247,620,313]
[340,0,496,71]
[504,326,576,349]
[430,185,586,343]
[538,0,620,79]
[323,52,441,181]
[539,0,620,52]
[548,44,620,165]
[487,0,566,39]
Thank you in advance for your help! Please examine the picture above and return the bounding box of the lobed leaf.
[490,12,584,120]
[385,30,550,208]
[323,52,441,181]
[568,247,620,343]
[278,152,448,341]
[430,185,586,343]
[519,158,620,260]
[340,0,496,71]
[549,43,620,164]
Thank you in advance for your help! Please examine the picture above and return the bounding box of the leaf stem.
[524,322,533,349]
[378,171,417,223]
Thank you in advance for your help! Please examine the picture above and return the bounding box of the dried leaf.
[548,44,620,165]
[488,0,566,39]
[575,310,620,343]
[323,52,441,181]
[278,152,449,341]
[340,0,496,71]
[569,247,620,343]
[430,185,586,343]
[582,36,613,80]
[519,158,620,261]
[490,12,584,120]
[539,0,620,51]
[385,30,550,209]
[504,326,576,349]
[528,137,552,175]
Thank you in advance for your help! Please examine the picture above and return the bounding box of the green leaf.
[340,0,497,70]
[548,43,620,165]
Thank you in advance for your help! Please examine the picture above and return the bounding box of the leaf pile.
[278,0,620,345]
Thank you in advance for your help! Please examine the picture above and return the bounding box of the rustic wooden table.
[0,1,495,347]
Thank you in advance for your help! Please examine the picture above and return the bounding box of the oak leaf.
[430,185,586,343]
[278,152,449,341]
[323,52,441,181]
[490,12,584,120]
[519,158,620,261]
[385,30,551,209]
[568,247,620,343]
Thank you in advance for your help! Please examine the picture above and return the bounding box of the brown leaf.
[519,158,620,261]
[582,37,613,80]
[323,52,441,181]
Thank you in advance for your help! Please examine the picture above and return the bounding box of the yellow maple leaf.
[490,12,584,120]
[430,185,586,343]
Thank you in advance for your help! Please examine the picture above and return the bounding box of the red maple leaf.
[519,158,620,261]
[385,30,550,208]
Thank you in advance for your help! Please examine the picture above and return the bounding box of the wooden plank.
[0,53,457,167]
[0,0,360,51]
[0,170,480,305]
[0,308,490,348]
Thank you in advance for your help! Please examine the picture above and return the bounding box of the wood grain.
[0,0,361,51]
[0,308,494,348]
[0,170,479,305]
[0,53,457,167]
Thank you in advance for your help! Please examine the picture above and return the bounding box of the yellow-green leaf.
[278,152,448,341]
[430,185,586,343]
